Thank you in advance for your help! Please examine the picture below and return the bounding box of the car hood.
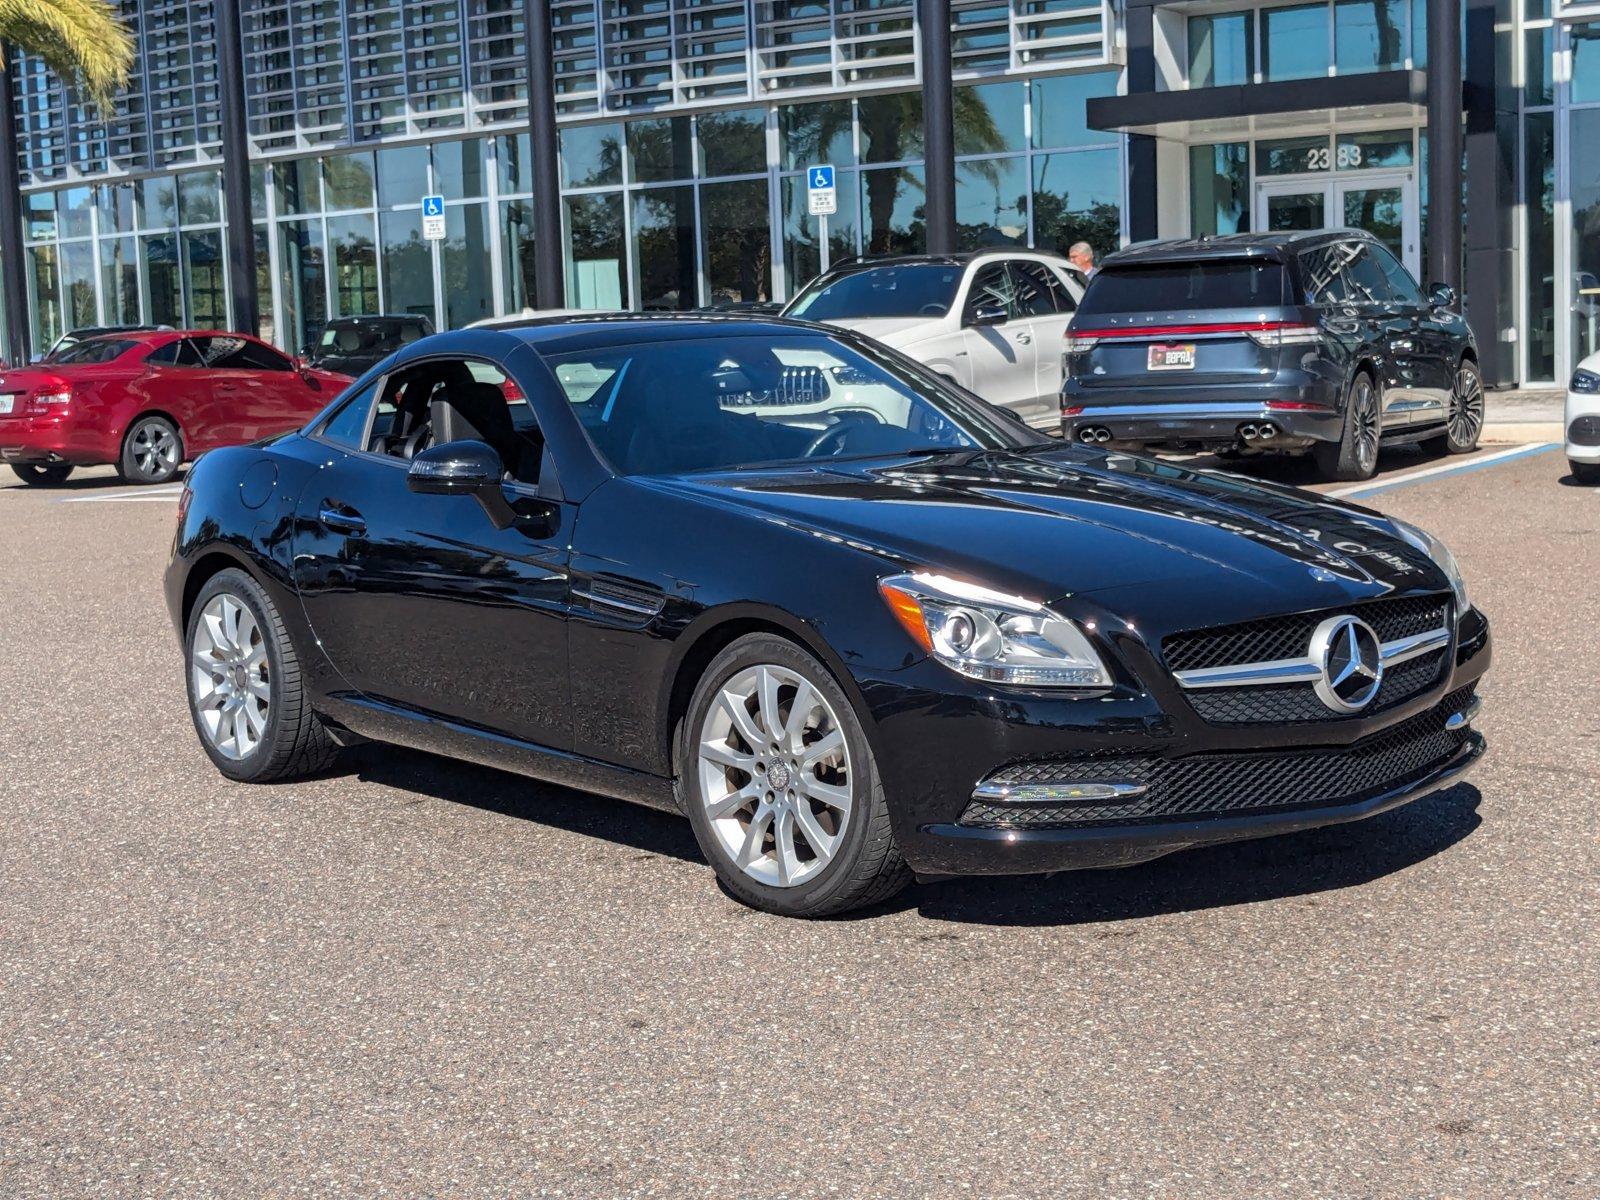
[643,447,1449,635]
[812,316,936,345]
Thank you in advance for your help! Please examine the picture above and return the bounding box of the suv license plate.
[1148,344,1196,371]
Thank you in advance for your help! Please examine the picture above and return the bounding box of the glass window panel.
[140,178,179,230]
[100,236,140,325]
[277,219,327,355]
[955,156,1027,250]
[782,170,857,296]
[1342,188,1406,263]
[324,153,377,210]
[59,187,93,239]
[701,178,772,305]
[376,145,430,208]
[254,225,274,345]
[28,246,61,349]
[1572,108,1600,362]
[1188,12,1255,88]
[97,183,136,235]
[275,159,322,216]
[698,108,767,177]
[861,165,926,255]
[779,101,853,171]
[955,82,1024,156]
[1262,5,1330,81]
[442,205,492,329]
[1525,110,1555,380]
[182,230,227,327]
[1030,71,1118,149]
[561,122,624,188]
[498,132,532,195]
[329,215,379,318]
[1525,26,1553,106]
[61,241,96,330]
[1574,23,1600,105]
[179,171,221,226]
[564,194,626,309]
[379,208,435,321]
[25,192,56,241]
[1412,0,1427,66]
[1189,143,1250,236]
[1334,0,1407,74]
[632,186,698,309]
[1032,148,1122,258]
[501,200,537,312]
[1265,191,1326,232]
[1257,136,1333,175]
[859,94,923,164]
[629,117,695,184]
[433,138,487,200]
[251,165,267,221]
[141,235,183,327]
[1336,129,1413,170]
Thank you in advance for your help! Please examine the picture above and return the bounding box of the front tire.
[1314,369,1381,481]
[680,633,911,917]
[10,463,74,486]
[119,414,183,484]
[185,568,339,783]
[1422,360,1484,456]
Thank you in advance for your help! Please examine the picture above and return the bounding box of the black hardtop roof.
[1101,228,1379,267]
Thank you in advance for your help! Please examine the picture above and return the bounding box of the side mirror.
[407,439,517,529]
[1428,283,1458,309]
[968,302,1008,327]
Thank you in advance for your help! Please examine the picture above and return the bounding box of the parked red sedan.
[0,330,352,486]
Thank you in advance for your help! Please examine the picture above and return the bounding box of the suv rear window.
[1077,260,1287,317]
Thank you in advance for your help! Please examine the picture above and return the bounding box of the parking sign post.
[422,194,446,241]
[807,165,836,273]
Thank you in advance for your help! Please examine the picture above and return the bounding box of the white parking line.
[59,485,185,504]
[1327,442,1559,499]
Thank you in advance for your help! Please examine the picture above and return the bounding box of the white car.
[781,251,1087,428]
[1568,349,1600,484]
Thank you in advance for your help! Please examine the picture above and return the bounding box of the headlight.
[878,572,1112,688]
[1571,368,1600,394]
[1390,518,1469,616]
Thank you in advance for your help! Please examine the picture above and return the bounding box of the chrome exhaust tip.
[1257,421,1278,440]
[1078,427,1098,443]
[1239,423,1259,441]
[1094,428,1112,443]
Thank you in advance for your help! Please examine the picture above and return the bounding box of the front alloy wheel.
[191,592,272,761]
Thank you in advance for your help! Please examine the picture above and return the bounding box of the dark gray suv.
[1060,230,1483,480]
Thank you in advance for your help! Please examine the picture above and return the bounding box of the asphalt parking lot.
[2,445,1596,1197]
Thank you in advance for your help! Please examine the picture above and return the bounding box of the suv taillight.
[1244,323,1321,348]
[1063,332,1100,353]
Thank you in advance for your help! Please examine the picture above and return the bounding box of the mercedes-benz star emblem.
[1309,615,1383,713]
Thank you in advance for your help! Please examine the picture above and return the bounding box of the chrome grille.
[1162,593,1450,674]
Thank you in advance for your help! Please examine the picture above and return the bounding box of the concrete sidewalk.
[1484,387,1564,443]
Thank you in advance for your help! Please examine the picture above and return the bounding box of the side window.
[1009,262,1062,318]
[318,381,381,450]
[366,359,544,485]
[1300,246,1351,305]
[192,335,292,371]
[1343,244,1393,305]
[146,338,203,366]
[1369,244,1424,306]
[963,263,1017,323]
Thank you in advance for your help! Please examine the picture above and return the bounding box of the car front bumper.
[858,608,1490,877]
[1565,388,1600,463]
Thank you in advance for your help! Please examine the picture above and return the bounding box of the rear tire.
[680,633,912,917]
[10,463,74,486]
[1421,359,1484,456]
[185,567,339,783]
[1314,370,1381,481]
[1571,459,1600,485]
[118,414,183,484]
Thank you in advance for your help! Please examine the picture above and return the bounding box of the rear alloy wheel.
[186,568,339,782]
[10,463,74,486]
[1314,370,1381,481]
[682,634,911,917]
[1423,361,1484,456]
[119,415,182,484]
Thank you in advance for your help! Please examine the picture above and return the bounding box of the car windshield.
[1077,260,1288,316]
[49,338,138,365]
[310,320,427,362]
[538,332,1031,476]
[785,264,964,321]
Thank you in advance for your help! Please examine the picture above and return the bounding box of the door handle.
[319,504,366,535]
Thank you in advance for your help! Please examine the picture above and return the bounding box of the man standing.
[1067,241,1097,278]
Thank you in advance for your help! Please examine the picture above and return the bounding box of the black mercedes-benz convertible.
[166,315,1489,917]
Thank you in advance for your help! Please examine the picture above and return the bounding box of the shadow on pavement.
[338,743,1480,928]
[0,467,187,493]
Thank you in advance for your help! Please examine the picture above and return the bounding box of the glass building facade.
[4,0,1595,386]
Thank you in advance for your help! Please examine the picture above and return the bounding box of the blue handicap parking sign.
[808,165,834,192]
[422,194,445,217]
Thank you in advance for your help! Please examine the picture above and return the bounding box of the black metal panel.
[0,60,28,363]
[1463,0,1515,385]
[1088,70,1429,135]
[216,0,259,336]
[1426,0,1463,293]
[919,0,956,255]
[525,0,565,309]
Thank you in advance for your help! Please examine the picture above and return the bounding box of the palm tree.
[0,0,133,109]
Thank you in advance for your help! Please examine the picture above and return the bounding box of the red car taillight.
[28,384,72,412]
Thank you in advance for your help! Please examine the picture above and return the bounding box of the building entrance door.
[1255,171,1419,278]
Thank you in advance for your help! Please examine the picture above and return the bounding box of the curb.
[1483,422,1563,444]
